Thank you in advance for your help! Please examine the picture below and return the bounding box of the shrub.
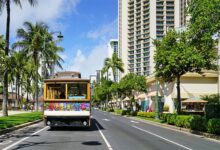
[129,111,137,116]
[160,113,172,122]
[115,109,127,115]
[137,112,155,118]
[189,115,207,132]
[205,104,220,119]
[107,108,114,112]
[207,119,220,134]
[166,114,177,125]
[175,115,193,128]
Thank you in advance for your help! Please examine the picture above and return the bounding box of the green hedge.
[160,113,207,131]
[189,115,207,132]
[115,109,128,115]
[207,119,220,134]
[205,104,220,119]
[137,112,155,118]
[175,115,192,128]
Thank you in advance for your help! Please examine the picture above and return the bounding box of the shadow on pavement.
[47,118,105,131]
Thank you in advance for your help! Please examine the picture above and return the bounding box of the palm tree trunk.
[35,62,39,111]
[26,78,29,104]
[176,76,181,114]
[3,0,11,116]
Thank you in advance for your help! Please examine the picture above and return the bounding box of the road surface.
[1,110,220,150]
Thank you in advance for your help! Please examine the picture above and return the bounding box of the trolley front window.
[45,82,88,100]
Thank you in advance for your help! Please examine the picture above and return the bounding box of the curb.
[108,111,220,141]
[0,119,43,135]
[130,116,220,141]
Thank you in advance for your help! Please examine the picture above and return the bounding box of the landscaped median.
[0,111,43,130]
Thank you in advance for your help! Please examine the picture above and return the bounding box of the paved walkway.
[0,110,32,117]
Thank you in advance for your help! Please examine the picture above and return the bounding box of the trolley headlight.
[83,121,87,126]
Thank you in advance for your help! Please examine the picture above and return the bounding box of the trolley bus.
[43,72,91,128]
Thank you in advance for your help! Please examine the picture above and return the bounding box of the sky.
[0,0,118,78]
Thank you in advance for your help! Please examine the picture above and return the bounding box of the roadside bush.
[129,111,137,116]
[160,113,172,122]
[189,115,207,132]
[166,114,177,125]
[106,108,114,112]
[207,119,220,134]
[115,109,127,115]
[175,115,193,128]
[205,103,220,119]
[137,112,155,118]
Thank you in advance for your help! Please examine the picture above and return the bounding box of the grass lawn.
[0,111,43,129]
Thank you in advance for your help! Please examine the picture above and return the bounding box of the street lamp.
[218,31,220,102]
[155,78,159,119]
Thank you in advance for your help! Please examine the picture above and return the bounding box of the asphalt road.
[1,110,220,150]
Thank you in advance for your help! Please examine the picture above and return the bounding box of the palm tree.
[102,53,124,108]
[0,0,37,116]
[8,51,27,107]
[0,35,6,81]
[102,53,124,82]
[13,21,63,111]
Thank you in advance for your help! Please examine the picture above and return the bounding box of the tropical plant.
[201,94,220,104]
[0,35,6,81]
[13,21,63,111]
[102,53,124,82]
[0,0,37,116]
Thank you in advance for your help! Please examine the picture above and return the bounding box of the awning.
[147,91,162,97]
[122,97,130,101]
[136,93,146,99]
[181,98,208,103]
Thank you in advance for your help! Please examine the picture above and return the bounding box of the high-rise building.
[119,0,187,77]
[108,39,120,82]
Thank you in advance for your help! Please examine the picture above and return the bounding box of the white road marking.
[132,125,192,150]
[102,119,110,121]
[2,126,49,150]
[95,123,113,150]
[130,120,139,124]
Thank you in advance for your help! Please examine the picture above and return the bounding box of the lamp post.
[218,31,220,102]
[155,78,160,119]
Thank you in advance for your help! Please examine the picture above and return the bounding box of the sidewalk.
[0,110,32,117]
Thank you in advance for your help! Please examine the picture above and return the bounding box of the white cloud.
[0,0,80,37]
[65,45,108,78]
[63,19,118,78]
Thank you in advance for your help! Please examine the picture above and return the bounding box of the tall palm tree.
[0,0,37,116]
[102,53,124,82]
[8,51,26,107]
[13,21,63,111]
[0,35,6,81]
[102,53,124,108]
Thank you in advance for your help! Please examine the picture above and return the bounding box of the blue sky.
[0,0,118,78]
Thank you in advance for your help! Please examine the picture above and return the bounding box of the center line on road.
[95,123,113,150]
[132,125,192,150]
[130,120,139,124]
[2,126,49,150]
